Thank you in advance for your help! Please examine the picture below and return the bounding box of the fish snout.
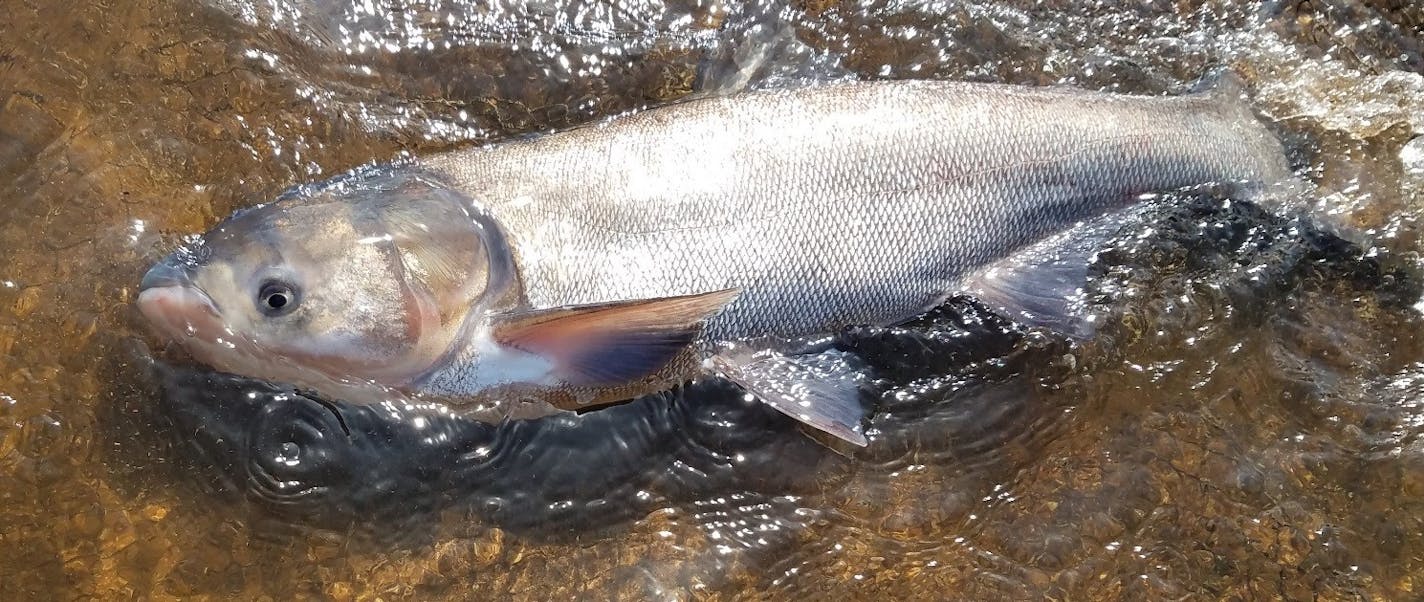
[140,256,194,291]
[137,254,223,342]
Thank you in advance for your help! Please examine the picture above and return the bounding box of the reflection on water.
[2,0,1424,599]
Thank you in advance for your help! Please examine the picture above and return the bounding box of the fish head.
[137,167,500,394]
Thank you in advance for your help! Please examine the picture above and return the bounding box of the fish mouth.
[136,279,302,392]
[136,284,225,344]
[137,256,227,348]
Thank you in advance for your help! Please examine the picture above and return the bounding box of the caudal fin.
[1189,66,1303,211]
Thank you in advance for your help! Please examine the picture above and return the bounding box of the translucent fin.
[1190,67,1322,231]
[962,205,1151,339]
[693,1,849,95]
[709,348,870,446]
[492,289,738,386]
[1190,65,1248,101]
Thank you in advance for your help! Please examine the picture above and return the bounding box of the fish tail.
[1187,66,1301,201]
[1189,67,1360,239]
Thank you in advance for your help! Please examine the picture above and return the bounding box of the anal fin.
[710,347,870,446]
[964,203,1150,339]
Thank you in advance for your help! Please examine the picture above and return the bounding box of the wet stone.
[1404,135,1424,176]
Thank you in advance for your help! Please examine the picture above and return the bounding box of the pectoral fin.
[492,289,739,386]
[710,347,870,447]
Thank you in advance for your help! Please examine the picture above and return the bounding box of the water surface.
[2,0,1423,599]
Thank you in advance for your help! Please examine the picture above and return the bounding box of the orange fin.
[491,289,739,386]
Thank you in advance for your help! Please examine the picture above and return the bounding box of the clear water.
[1,0,1422,599]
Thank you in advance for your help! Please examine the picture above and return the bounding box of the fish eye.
[257,280,300,316]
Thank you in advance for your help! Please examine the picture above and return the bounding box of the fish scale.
[424,78,1290,345]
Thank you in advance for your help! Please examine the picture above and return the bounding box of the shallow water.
[2,0,1424,599]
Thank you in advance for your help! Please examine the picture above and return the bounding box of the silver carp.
[137,76,1292,445]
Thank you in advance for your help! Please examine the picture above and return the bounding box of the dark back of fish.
[424,79,1291,342]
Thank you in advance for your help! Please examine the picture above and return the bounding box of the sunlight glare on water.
[1,0,1423,599]
[198,0,740,143]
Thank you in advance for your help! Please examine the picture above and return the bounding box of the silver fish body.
[137,77,1293,446]
[422,78,1291,347]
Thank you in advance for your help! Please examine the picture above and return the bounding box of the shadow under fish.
[121,192,1419,543]
[137,295,1045,544]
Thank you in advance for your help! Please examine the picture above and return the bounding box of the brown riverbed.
[2,0,1424,599]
